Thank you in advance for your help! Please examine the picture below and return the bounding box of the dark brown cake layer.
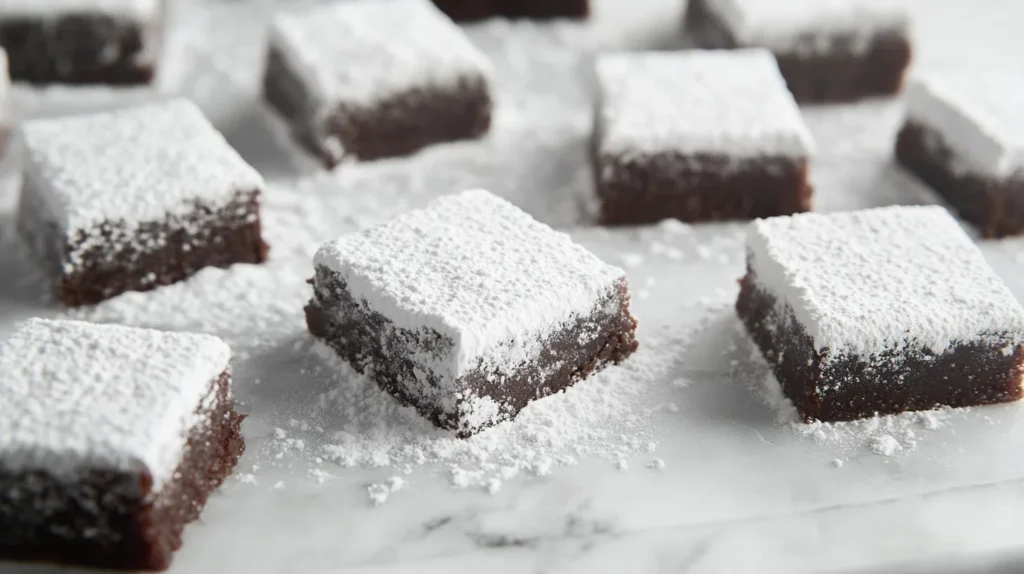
[595,152,812,225]
[896,121,1024,239]
[431,0,589,21]
[736,273,1024,423]
[263,46,492,168]
[684,0,912,103]
[0,7,163,85]
[0,371,245,571]
[306,267,638,438]
[16,186,269,307]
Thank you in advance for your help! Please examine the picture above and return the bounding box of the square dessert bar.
[0,318,244,571]
[737,206,1024,423]
[0,0,163,85]
[684,0,912,102]
[17,98,269,307]
[306,189,638,437]
[264,0,494,168]
[896,73,1024,238]
[431,0,588,22]
[594,49,814,226]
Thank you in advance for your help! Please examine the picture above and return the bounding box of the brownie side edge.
[895,120,1024,239]
[306,266,638,437]
[0,9,161,85]
[595,151,812,226]
[737,270,1024,423]
[0,370,244,572]
[17,185,269,308]
[264,45,493,167]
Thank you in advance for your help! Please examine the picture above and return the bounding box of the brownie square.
[306,189,638,437]
[594,49,814,226]
[16,98,269,307]
[684,0,912,103]
[431,0,588,22]
[0,318,244,571]
[0,0,163,85]
[263,0,494,168]
[736,206,1024,423]
[895,73,1024,238]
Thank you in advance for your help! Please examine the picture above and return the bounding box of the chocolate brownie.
[0,318,245,571]
[0,0,163,85]
[684,0,912,103]
[736,206,1024,423]
[16,98,269,307]
[594,49,814,226]
[895,73,1024,238]
[306,189,638,437]
[431,0,588,21]
[263,0,493,168]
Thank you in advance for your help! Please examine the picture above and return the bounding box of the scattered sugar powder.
[304,322,681,491]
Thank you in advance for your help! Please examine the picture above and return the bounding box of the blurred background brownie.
[17,99,269,307]
[431,0,589,21]
[264,0,493,168]
[594,49,814,225]
[684,0,912,102]
[0,0,163,85]
[896,72,1024,238]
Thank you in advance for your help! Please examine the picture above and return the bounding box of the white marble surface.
[3,0,1024,573]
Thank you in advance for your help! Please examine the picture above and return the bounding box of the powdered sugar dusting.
[255,321,681,493]
[748,205,1024,356]
[314,189,625,383]
[595,49,814,158]
[20,98,264,237]
[0,318,230,489]
[269,0,492,108]
[704,0,909,54]
[905,72,1024,177]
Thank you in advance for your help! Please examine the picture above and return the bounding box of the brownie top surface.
[905,73,1024,178]
[314,189,625,377]
[269,0,491,108]
[0,0,159,18]
[596,49,814,159]
[0,318,230,486]
[704,0,909,50]
[747,205,1024,356]
[20,98,264,235]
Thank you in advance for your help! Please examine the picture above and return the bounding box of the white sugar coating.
[905,73,1024,178]
[0,318,231,489]
[20,98,264,235]
[748,205,1024,357]
[596,49,814,159]
[0,0,159,19]
[703,0,909,53]
[269,0,492,109]
[314,189,625,385]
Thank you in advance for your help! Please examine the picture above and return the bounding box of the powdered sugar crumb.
[870,435,902,457]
